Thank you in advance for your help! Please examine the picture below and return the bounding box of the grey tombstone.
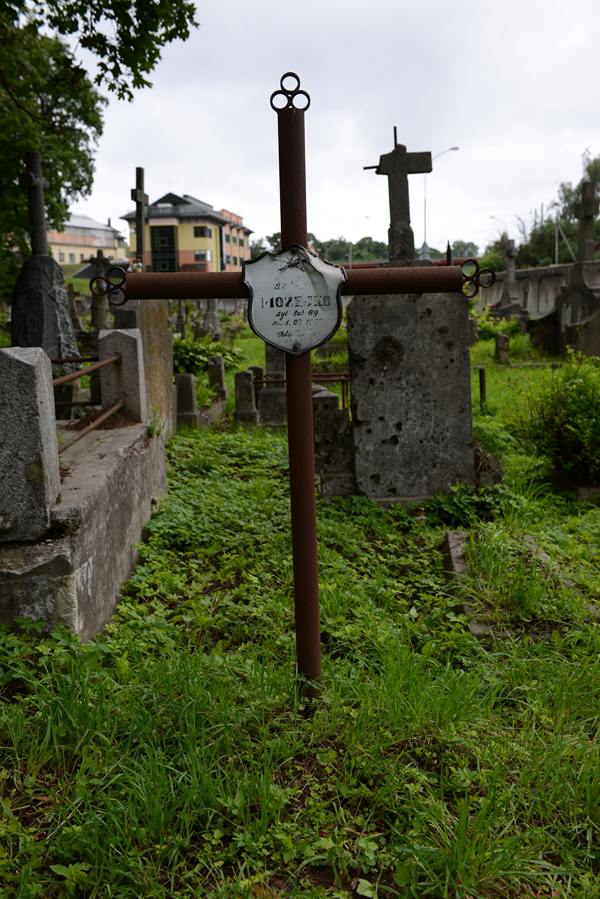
[175,373,201,428]
[11,152,79,364]
[493,240,528,325]
[494,333,510,363]
[313,389,356,497]
[234,370,259,424]
[114,302,174,433]
[11,255,79,363]
[207,354,227,400]
[258,343,287,425]
[98,328,147,422]
[347,293,475,503]
[248,365,264,407]
[0,348,60,542]
[364,128,432,263]
[577,180,599,264]
[203,298,222,340]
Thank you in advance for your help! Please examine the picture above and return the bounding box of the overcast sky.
[71,0,599,257]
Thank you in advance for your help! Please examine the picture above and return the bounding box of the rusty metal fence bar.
[58,400,125,455]
[255,371,351,408]
[50,356,98,365]
[52,354,120,388]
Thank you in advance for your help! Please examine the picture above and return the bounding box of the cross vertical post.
[273,77,322,694]
[131,167,148,270]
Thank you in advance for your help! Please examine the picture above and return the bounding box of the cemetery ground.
[1,323,600,898]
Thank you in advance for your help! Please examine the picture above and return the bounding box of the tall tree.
[4,0,198,100]
[0,21,105,292]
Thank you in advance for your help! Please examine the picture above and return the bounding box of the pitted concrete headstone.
[0,348,60,542]
[347,293,475,502]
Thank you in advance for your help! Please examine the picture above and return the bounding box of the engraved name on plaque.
[244,245,346,354]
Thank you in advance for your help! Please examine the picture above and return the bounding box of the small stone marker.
[98,328,148,422]
[494,332,510,363]
[258,343,287,426]
[0,348,60,542]
[175,373,201,428]
[234,370,259,424]
[207,354,226,400]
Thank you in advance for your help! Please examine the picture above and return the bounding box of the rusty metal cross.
[93,73,492,695]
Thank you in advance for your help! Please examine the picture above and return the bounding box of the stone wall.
[480,261,600,319]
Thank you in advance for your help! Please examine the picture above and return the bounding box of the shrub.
[524,353,600,485]
[474,308,523,340]
[173,336,241,375]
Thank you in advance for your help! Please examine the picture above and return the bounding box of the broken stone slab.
[0,424,167,639]
[0,347,60,543]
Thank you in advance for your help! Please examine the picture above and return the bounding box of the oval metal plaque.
[243,246,346,354]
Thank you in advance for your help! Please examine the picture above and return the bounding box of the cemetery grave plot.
[1,353,599,896]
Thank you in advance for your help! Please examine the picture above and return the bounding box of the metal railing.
[51,354,123,454]
[255,370,350,409]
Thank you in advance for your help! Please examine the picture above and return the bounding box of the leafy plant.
[173,336,241,375]
[524,352,600,485]
[474,308,524,340]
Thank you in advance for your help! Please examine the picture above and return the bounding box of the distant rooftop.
[49,214,125,239]
[121,193,252,232]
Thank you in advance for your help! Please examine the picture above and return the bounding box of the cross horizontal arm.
[123,265,463,300]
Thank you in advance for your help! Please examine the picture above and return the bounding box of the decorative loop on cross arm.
[89,265,128,306]
[460,258,496,299]
[270,72,311,112]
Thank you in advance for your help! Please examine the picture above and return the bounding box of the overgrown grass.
[1,335,599,896]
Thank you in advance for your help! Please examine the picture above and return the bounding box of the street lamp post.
[423,146,459,254]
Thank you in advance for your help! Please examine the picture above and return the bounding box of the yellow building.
[121,193,252,273]
[47,214,127,265]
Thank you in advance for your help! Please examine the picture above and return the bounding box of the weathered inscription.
[244,246,345,354]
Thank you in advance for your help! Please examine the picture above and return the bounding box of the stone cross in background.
[115,166,174,433]
[11,151,79,364]
[131,167,148,269]
[364,127,432,263]
[576,180,599,264]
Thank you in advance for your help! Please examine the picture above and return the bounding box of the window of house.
[226,254,231,265]
[194,226,212,238]
[224,233,231,243]
[194,249,212,262]
[232,256,238,266]
[238,237,245,248]
[80,253,85,261]
[58,251,65,262]
[68,253,75,263]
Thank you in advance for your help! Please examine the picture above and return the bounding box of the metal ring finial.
[270,72,311,112]
[460,258,496,298]
[90,264,128,306]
